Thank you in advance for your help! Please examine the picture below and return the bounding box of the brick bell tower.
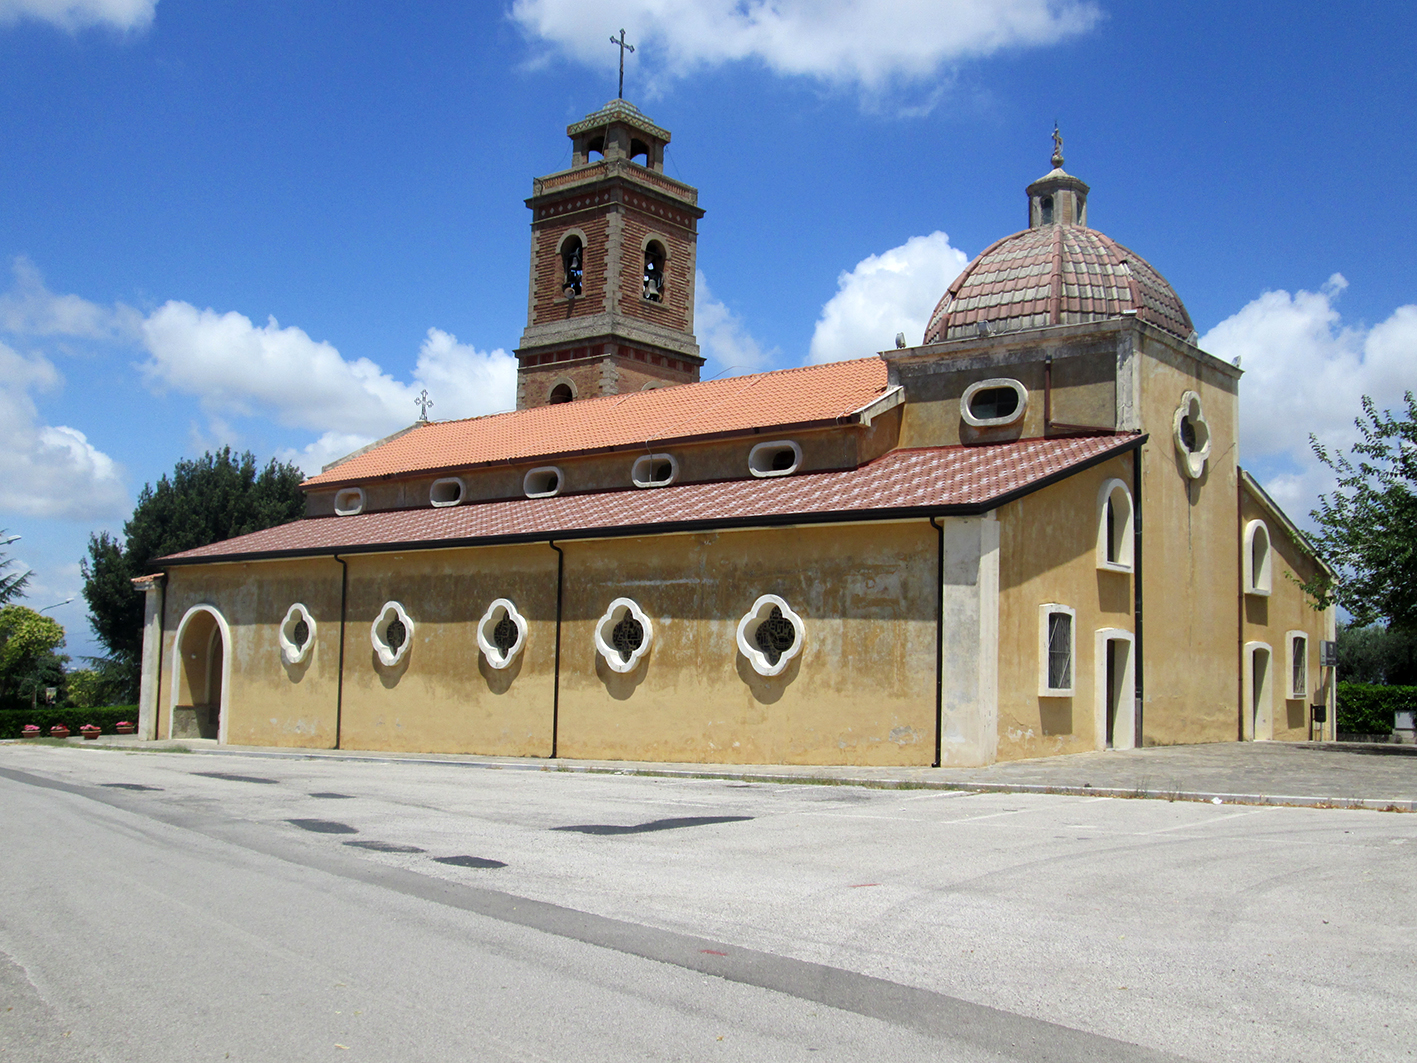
[515,99,705,409]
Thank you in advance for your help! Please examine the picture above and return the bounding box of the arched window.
[548,383,574,404]
[1243,519,1272,596]
[1096,479,1134,571]
[1040,195,1054,225]
[643,241,666,302]
[560,235,583,297]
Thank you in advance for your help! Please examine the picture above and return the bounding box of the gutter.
[157,436,1147,570]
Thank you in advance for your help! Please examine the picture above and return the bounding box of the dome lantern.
[1026,125,1089,228]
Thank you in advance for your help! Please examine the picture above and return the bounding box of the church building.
[131,101,1335,766]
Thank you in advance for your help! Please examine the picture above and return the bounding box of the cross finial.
[415,389,433,422]
[1051,123,1065,169]
[610,29,635,99]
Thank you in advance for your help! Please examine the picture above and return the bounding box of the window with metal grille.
[1047,612,1072,690]
[1291,635,1307,698]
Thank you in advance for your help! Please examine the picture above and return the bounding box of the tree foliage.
[81,447,306,698]
[1335,622,1417,685]
[1309,392,1417,627]
[0,530,29,606]
[0,605,66,706]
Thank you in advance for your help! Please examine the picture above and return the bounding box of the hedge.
[0,706,139,740]
[1335,682,1417,736]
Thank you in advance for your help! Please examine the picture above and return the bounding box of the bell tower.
[516,99,706,409]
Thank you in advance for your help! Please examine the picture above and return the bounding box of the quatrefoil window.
[1173,391,1211,479]
[278,603,316,665]
[593,597,653,673]
[476,598,527,670]
[736,595,805,677]
[371,601,414,668]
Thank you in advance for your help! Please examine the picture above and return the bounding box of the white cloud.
[1201,274,1417,523]
[808,231,969,363]
[0,0,156,31]
[0,343,128,520]
[511,0,1100,91]
[693,271,777,378]
[0,257,142,342]
[140,305,518,474]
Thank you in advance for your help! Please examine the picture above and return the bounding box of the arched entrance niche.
[169,605,232,742]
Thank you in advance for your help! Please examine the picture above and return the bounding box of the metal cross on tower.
[610,29,635,99]
[415,389,434,422]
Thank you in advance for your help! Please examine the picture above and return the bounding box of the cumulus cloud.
[808,231,969,363]
[140,305,518,474]
[0,0,156,31]
[693,271,777,378]
[0,257,141,342]
[1201,274,1417,521]
[0,343,128,520]
[511,0,1100,90]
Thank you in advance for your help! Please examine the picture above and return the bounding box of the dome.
[924,225,1194,344]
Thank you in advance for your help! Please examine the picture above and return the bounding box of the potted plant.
[21,724,41,739]
[49,724,70,738]
[80,724,102,740]
[115,721,136,735]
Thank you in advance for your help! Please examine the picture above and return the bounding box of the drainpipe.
[334,554,348,750]
[547,540,565,759]
[1132,449,1145,747]
[929,517,945,768]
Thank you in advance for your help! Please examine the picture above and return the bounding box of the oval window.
[748,440,802,478]
[334,487,365,516]
[631,453,678,488]
[429,477,465,508]
[960,378,1028,427]
[523,466,564,499]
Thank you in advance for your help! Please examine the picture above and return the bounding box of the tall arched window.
[561,235,584,297]
[1096,479,1134,571]
[643,241,666,302]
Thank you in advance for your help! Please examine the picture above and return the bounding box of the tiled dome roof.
[923,224,1194,344]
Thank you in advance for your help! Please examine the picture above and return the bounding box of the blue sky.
[1,0,1414,658]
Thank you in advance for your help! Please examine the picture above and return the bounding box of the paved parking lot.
[2,741,1414,1061]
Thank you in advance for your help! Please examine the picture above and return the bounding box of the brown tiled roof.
[924,226,1194,343]
[305,358,892,488]
[163,435,1139,563]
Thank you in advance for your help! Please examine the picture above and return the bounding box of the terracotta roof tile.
[163,435,1138,564]
[305,357,891,488]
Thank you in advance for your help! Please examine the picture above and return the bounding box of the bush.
[1335,682,1417,735]
[0,706,139,740]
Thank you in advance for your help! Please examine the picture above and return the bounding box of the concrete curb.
[51,740,1413,813]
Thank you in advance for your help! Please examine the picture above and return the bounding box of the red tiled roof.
[924,226,1194,343]
[305,358,892,487]
[163,435,1139,563]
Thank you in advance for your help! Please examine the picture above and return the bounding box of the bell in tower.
[515,99,706,409]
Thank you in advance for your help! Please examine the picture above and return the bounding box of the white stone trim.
[371,601,414,668]
[1285,630,1309,701]
[278,603,316,666]
[429,476,465,508]
[631,453,679,488]
[523,466,564,498]
[1039,604,1076,698]
[476,598,527,669]
[1173,390,1212,479]
[594,597,653,673]
[961,378,1028,428]
[1243,519,1272,596]
[334,487,365,516]
[1093,629,1135,750]
[1244,641,1274,740]
[1096,478,1134,571]
[735,594,805,677]
[748,440,801,478]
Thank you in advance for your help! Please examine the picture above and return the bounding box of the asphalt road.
[1,745,1413,1062]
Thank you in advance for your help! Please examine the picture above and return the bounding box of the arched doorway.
[170,605,231,741]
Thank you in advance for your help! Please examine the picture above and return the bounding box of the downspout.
[1132,448,1145,747]
[929,517,945,768]
[547,540,565,759]
[334,554,348,750]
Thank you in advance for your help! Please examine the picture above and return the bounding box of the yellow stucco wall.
[1239,486,1333,742]
[996,453,1136,760]
[1134,336,1243,746]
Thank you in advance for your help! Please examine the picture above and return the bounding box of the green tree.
[0,605,66,707]
[81,447,306,698]
[1309,392,1417,627]
[0,530,29,605]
